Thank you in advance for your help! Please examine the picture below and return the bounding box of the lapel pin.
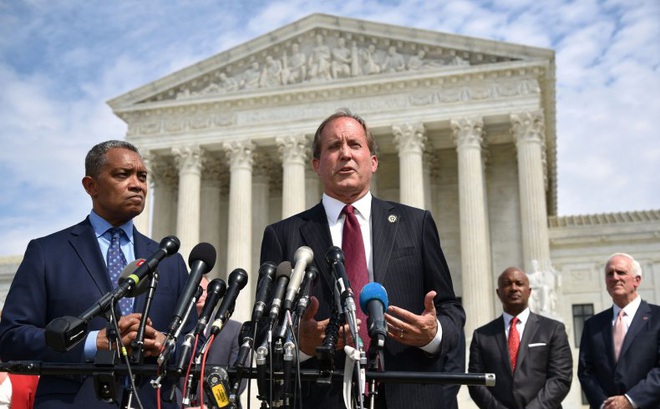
[388,215,397,223]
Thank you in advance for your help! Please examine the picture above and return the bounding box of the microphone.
[268,261,292,326]
[210,268,248,335]
[359,282,389,349]
[325,246,354,300]
[166,242,217,337]
[118,258,149,297]
[194,278,227,336]
[44,236,180,352]
[251,261,277,323]
[282,246,314,312]
[295,265,319,317]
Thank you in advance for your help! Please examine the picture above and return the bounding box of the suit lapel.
[371,198,398,282]
[70,219,112,295]
[516,312,539,372]
[619,300,651,363]
[597,307,617,365]
[299,203,335,291]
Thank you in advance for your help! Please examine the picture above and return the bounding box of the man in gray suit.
[468,267,573,409]
[260,109,465,409]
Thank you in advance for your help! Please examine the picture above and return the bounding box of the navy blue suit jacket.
[0,218,195,408]
[468,312,573,409]
[578,300,660,409]
[260,198,465,409]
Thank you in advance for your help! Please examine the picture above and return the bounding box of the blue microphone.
[359,282,389,349]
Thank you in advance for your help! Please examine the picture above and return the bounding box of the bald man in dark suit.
[468,267,572,409]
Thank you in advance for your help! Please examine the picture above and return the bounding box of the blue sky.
[0,0,658,256]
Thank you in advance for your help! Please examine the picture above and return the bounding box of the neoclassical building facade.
[2,13,658,409]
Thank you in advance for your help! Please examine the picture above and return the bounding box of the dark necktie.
[508,316,520,372]
[107,228,132,316]
[341,204,370,348]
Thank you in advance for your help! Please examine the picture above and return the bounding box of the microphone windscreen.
[188,242,217,270]
[359,282,389,314]
[119,258,149,297]
[276,261,292,279]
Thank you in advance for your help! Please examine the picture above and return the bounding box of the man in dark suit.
[260,109,465,409]
[468,267,572,409]
[0,140,196,408]
[578,253,660,409]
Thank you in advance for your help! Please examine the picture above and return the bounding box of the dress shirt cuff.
[84,330,100,361]
[625,394,638,408]
[419,319,442,354]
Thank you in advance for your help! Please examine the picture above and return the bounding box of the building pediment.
[108,13,553,111]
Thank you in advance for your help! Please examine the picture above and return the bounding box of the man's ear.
[82,176,96,196]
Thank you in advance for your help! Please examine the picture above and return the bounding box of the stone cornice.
[549,210,660,227]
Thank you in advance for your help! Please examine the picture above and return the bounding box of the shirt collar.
[89,210,134,243]
[502,307,530,327]
[321,192,372,223]
[613,294,642,319]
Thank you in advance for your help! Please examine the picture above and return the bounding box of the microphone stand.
[130,271,159,364]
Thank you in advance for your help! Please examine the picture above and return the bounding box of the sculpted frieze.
[151,30,515,103]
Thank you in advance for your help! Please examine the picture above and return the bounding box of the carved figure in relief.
[308,34,332,80]
[331,37,352,79]
[241,61,261,89]
[218,72,239,93]
[407,50,427,70]
[260,55,283,88]
[381,46,406,73]
[360,44,381,75]
[282,42,307,84]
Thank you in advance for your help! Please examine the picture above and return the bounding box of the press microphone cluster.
[45,235,181,352]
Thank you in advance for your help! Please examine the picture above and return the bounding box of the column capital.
[223,140,255,171]
[392,122,426,154]
[276,134,310,164]
[149,155,178,188]
[253,151,275,182]
[172,145,204,174]
[202,154,229,188]
[510,110,545,146]
[450,117,484,149]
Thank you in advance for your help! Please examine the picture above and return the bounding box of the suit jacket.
[260,197,465,409]
[0,218,196,409]
[468,312,573,409]
[578,300,660,409]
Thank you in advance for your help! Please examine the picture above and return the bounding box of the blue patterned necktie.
[107,228,132,316]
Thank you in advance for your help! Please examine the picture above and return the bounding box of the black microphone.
[282,246,314,312]
[166,242,217,337]
[117,258,148,297]
[359,282,389,349]
[44,236,180,352]
[210,268,248,335]
[295,265,319,318]
[194,278,227,336]
[325,246,354,299]
[252,261,277,323]
[268,261,292,326]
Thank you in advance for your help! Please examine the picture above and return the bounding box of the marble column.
[223,140,254,324]
[306,163,321,208]
[393,122,426,208]
[451,117,493,337]
[150,156,178,243]
[173,145,204,262]
[252,152,272,295]
[511,111,551,273]
[200,154,226,277]
[277,135,309,219]
[133,152,152,236]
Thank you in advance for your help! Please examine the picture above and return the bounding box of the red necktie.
[508,316,520,372]
[613,309,626,362]
[342,205,370,348]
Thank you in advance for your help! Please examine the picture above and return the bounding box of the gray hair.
[312,108,379,160]
[85,140,140,178]
[606,252,643,277]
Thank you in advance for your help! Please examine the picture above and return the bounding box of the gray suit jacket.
[468,312,573,409]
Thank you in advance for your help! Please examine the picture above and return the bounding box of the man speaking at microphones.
[0,140,196,409]
[260,110,465,409]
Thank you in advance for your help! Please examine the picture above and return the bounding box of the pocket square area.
[528,343,547,347]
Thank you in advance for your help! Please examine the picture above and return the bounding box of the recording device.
[210,268,249,335]
[282,246,314,312]
[204,366,232,408]
[251,261,277,323]
[359,282,389,349]
[295,265,319,318]
[44,235,180,352]
[268,261,292,326]
[195,278,227,336]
